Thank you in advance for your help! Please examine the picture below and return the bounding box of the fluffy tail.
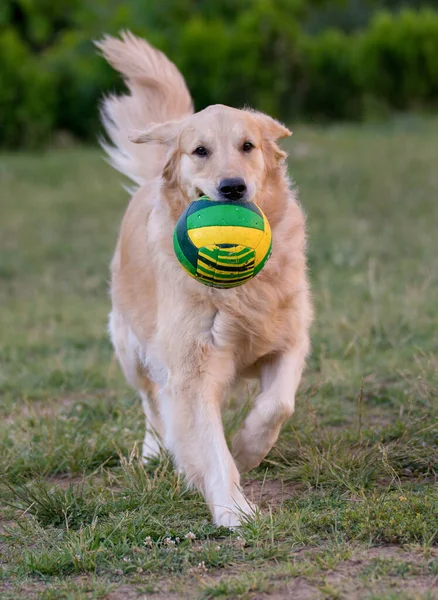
[96,32,193,185]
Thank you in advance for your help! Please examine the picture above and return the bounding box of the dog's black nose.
[218,178,247,201]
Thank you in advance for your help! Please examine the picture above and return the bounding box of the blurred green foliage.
[1,0,438,148]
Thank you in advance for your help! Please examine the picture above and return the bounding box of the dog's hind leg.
[231,341,309,473]
[139,382,164,462]
[109,310,164,462]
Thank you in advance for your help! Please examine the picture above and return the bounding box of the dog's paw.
[215,509,242,529]
[141,445,162,467]
[233,452,262,474]
[232,433,263,474]
[214,498,256,528]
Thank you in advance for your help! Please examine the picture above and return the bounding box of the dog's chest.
[211,291,291,367]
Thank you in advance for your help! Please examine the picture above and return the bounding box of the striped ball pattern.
[173,196,272,288]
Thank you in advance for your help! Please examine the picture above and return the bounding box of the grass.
[1,115,437,599]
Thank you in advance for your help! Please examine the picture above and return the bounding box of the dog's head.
[130,104,291,212]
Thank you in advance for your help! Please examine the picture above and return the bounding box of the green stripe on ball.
[187,204,264,231]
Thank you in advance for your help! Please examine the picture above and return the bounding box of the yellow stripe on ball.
[188,225,264,250]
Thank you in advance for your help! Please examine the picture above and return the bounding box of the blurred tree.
[1,0,438,147]
[306,0,433,32]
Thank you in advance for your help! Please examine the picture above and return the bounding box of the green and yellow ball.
[173,196,272,288]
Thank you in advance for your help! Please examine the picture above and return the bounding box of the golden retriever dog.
[97,32,312,527]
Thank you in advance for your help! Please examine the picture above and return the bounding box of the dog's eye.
[193,146,209,157]
[242,141,254,153]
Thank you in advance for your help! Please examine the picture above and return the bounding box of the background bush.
[1,0,438,148]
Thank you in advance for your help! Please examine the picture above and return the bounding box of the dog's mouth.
[195,187,205,199]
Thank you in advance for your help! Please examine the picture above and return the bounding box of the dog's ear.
[251,112,292,141]
[251,112,291,164]
[129,120,182,145]
[162,147,180,185]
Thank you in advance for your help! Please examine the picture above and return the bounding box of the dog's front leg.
[159,350,254,527]
[232,341,309,473]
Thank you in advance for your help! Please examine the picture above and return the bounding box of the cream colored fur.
[98,32,312,527]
